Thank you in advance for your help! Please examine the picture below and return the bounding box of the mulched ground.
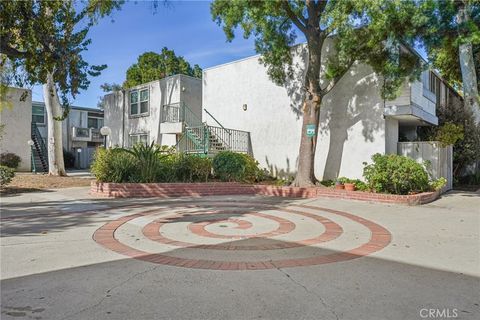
[1,174,93,194]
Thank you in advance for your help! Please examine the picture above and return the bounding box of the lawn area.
[1,173,93,194]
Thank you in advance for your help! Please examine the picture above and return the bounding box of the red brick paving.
[93,202,392,270]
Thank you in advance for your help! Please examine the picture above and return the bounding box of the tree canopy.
[0,0,123,105]
[124,47,202,88]
[211,0,424,185]
[418,0,479,90]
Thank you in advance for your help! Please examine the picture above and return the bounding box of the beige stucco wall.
[203,41,387,180]
[0,87,32,171]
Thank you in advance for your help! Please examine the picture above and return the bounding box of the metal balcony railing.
[72,127,104,142]
[161,102,202,126]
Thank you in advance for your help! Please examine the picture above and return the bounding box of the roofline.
[123,73,201,91]
[32,101,103,113]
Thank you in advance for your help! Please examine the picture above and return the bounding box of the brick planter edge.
[90,181,441,205]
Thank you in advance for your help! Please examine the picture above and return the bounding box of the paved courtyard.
[1,187,479,319]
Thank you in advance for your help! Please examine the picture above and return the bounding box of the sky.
[31,0,262,107]
[31,0,427,108]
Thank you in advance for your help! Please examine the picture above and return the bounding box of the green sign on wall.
[306,124,316,137]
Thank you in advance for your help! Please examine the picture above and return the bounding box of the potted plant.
[335,179,345,190]
[344,182,356,191]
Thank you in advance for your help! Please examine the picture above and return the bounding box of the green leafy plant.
[430,177,447,191]
[434,123,464,147]
[320,180,335,187]
[335,177,369,191]
[91,148,136,183]
[0,153,21,169]
[172,153,212,182]
[0,165,15,188]
[212,151,261,183]
[124,142,168,183]
[363,154,430,195]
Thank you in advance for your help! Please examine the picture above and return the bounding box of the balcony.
[160,102,203,134]
[72,127,104,142]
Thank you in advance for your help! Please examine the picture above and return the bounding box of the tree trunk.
[292,36,323,187]
[458,3,480,124]
[43,72,66,176]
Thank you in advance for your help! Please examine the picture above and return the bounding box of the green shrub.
[363,153,430,195]
[172,153,212,182]
[320,180,335,187]
[124,142,167,183]
[91,148,136,183]
[430,177,447,191]
[212,151,261,183]
[0,165,15,188]
[0,153,21,169]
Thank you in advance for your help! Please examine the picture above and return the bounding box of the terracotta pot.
[344,183,356,191]
[335,184,345,190]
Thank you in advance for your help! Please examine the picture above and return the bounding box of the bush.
[0,165,15,188]
[124,143,167,183]
[0,153,21,169]
[363,153,430,195]
[212,151,261,183]
[91,148,136,183]
[430,177,447,191]
[172,153,212,182]
[63,150,75,168]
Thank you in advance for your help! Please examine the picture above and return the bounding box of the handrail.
[204,109,231,135]
[32,122,47,157]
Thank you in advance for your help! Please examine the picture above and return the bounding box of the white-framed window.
[87,117,104,129]
[129,133,149,146]
[32,104,45,124]
[130,88,149,116]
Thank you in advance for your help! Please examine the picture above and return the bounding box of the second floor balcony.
[72,127,103,142]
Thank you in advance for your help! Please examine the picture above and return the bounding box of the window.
[130,88,149,116]
[129,133,149,146]
[32,104,45,124]
[87,117,103,129]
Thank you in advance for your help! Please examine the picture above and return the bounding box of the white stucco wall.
[203,41,387,180]
[0,87,32,171]
[104,75,202,148]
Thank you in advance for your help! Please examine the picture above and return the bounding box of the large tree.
[0,0,121,175]
[211,0,421,186]
[420,0,480,123]
[124,47,202,88]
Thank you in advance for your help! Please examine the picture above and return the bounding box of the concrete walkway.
[1,188,479,319]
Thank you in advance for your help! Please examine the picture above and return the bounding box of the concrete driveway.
[1,188,479,320]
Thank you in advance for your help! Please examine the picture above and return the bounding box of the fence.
[397,141,453,191]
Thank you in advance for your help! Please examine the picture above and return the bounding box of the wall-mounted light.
[182,87,186,92]
[242,104,247,111]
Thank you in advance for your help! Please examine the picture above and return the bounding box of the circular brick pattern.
[93,202,392,270]
[143,209,342,250]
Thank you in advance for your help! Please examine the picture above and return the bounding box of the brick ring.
[93,202,391,270]
[142,209,342,250]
